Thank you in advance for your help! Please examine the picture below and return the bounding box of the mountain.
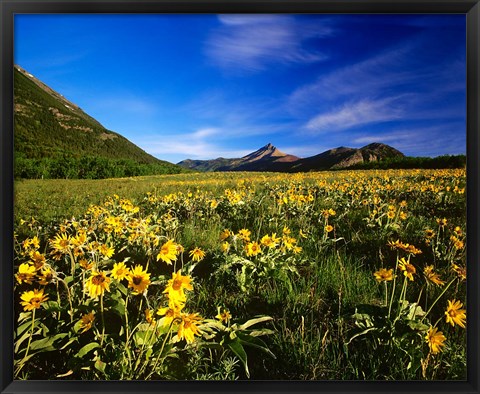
[290,143,405,172]
[177,143,300,172]
[14,65,185,178]
[177,142,404,172]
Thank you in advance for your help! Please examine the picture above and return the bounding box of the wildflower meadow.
[13,168,467,380]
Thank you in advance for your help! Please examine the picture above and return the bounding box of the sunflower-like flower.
[189,247,206,262]
[245,241,262,257]
[111,261,130,280]
[79,312,95,333]
[163,270,193,303]
[451,263,466,281]
[79,258,94,270]
[20,288,49,311]
[282,236,297,251]
[156,239,178,265]
[157,300,184,327]
[425,229,435,239]
[30,251,46,270]
[373,268,394,282]
[261,233,280,248]
[37,267,54,286]
[177,313,202,343]
[127,265,151,295]
[221,241,230,253]
[219,229,231,241]
[423,265,445,286]
[50,233,71,254]
[99,243,115,259]
[445,299,466,328]
[325,225,334,233]
[145,309,156,325]
[216,308,232,324]
[436,217,448,227]
[237,229,251,242]
[425,326,446,355]
[398,258,416,281]
[16,263,36,285]
[85,271,111,299]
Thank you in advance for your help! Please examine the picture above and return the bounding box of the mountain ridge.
[177,142,405,172]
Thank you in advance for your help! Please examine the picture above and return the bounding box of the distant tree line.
[14,155,186,179]
[347,155,466,171]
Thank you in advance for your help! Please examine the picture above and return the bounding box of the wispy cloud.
[288,36,464,115]
[304,97,406,133]
[133,127,252,161]
[205,15,331,73]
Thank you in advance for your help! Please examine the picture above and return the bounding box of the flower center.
[172,279,183,290]
[133,276,142,285]
[92,275,105,285]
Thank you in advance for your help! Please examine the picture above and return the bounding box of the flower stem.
[100,294,105,346]
[384,281,388,307]
[144,323,173,380]
[421,277,457,322]
[388,252,400,318]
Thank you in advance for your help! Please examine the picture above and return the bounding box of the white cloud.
[305,98,404,133]
[205,15,330,72]
[132,127,253,161]
[289,43,416,109]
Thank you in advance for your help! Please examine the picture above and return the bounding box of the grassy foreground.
[14,169,467,380]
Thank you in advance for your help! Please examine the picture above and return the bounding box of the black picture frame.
[1,1,479,393]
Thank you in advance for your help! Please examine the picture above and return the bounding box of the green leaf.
[407,320,429,332]
[248,328,274,337]
[226,337,249,378]
[116,281,128,297]
[30,333,68,352]
[76,342,100,358]
[15,321,34,338]
[59,337,77,351]
[107,293,126,318]
[43,301,62,312]
[56,370,74,378]
[406,303,426,320]
[73,320,83,334]
[238,316,273,330]
[346,327,378,345]
[237,332,276,359]
[14,330,32,354]
[134,330,151,346]
[94,358,106,373]
[18,312,32,323]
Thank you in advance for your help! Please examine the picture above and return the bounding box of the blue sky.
[15,14,466,163]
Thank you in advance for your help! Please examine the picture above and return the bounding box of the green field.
[13,169,467,380]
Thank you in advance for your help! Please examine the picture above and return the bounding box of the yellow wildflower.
[445,300,466,328]
[425,326,446,354]
[373,268,394,282]
[20,289,49,311]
